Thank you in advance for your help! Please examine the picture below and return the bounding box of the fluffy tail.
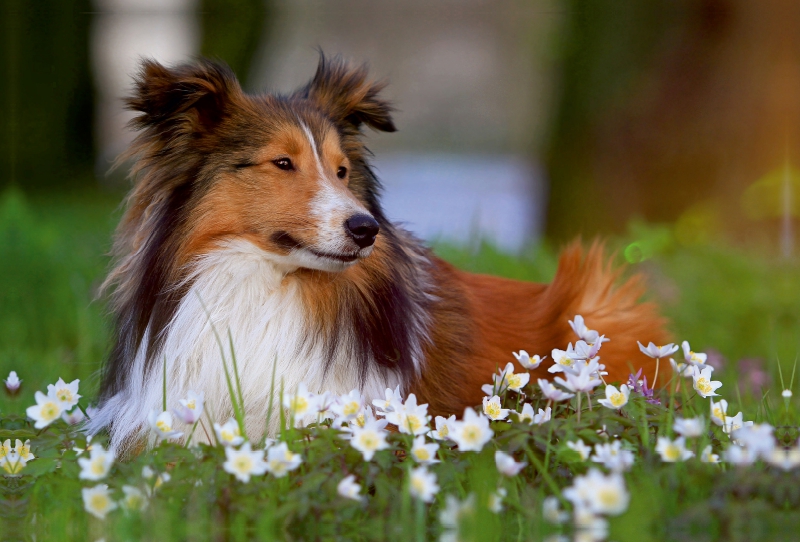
[545,240,670,384]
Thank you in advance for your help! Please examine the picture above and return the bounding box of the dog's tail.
[543,240,670,384]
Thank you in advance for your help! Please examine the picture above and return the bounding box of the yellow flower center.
[405,415,423,433]
[597,488,621,508]
[414,448,431,462]
[462,425,480,444]
[712,406,724,421]
[186,399,196,410]
[343,401,360,417]
[507,374,523,389]
[359,433,378,450]
[664,444,682,461]
[696,378,712,395]
[91,458,107,475]
[485,403,501,418]
[42,402,60,421]
[89,494,110,513]
[290,396,308,414]
[355,413,366,427]
[156,420,172,433]
[234,456,253,473]
[411,476,426,494]
[438,424,449,438]
[610,392,626,407]
[559,356,574,367]
[57,389,73,403]
[126,493,143,510]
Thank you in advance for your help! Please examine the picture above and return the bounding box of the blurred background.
[2,0,800,408]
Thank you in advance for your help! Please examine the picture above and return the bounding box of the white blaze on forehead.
[299,121,369,249]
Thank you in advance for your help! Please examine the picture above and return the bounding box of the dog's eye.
[273,158,294,171]
[337,166,348,179]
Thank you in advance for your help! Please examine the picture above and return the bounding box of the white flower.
[25,391,63,429]
[637,342,679,359]
[538,379,575,402]
[590,440,634,472]
[428,415,456,441]
[568,315,609,345]
[499,362,530,392]
[691,366,722,398]
[449,408,494,452]
[514,350,545,370]
[673,416,705,438]
[669,357,694,378]
[731,423,775,458]
[384,394,430,436]
[147,410,183,441]
[410,435,439,464]
[655,436,694,462]
[563,468,630,516]
[573,340,603,361]
[62,408,86,425]
[223,442,268,483]
[515,403,535,424]
[78,444,115,481]
[213,418,244,447]
[337,474,363,502]
[533,406,552,425]
[265,442,302,478]
[47,378,81,410]
[121,485,148,511]
[14,439,34,462]
[542,495,568,524]
[725,444,755,465]
[574,508,609,540]
[783,389,793,398]
[681,340,709,367]
[709,398,728,426]
[488,487,507,513]
[339,406,380,433]
[4,371,20,394]
[722,412,753,435]
[482,395,509,421]
[495,451,526,476]
[409,466,439,503]
[766,446,800,470]
[567,439,592,461]
[349,419,390,461]
[82,484,118,519]
[548,346,579,374]
[173,390,204,424]
[141,466,170,494]
[331,389,364,422]
[700,445,719,463]
[597,384,630,410]
[283,382,320,424]
[553,364,602,394]
[372,385,403,414]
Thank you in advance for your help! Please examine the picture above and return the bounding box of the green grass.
[2,188,800,540]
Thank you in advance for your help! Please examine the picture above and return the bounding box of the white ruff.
[91,239,404,453]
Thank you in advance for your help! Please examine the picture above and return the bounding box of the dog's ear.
[126,58,240,136]
[301,54,396,133]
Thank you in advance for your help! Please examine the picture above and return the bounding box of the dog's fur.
[89,56,668,455]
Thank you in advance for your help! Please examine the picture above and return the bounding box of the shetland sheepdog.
[89,55,668,454]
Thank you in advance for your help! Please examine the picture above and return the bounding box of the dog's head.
[124,55,396,273]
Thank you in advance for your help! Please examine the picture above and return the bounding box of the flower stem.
[576,393,582,424]
[653,357,661,389]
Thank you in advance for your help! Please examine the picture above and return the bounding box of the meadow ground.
[1,187,800,541]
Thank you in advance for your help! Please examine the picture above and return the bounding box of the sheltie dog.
[89,55,668,454]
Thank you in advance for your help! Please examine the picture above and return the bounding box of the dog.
[88,55,668,454]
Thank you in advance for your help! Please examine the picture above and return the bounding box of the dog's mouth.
[271,231,362,264]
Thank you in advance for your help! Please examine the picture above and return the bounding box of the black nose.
[344,214,380,249]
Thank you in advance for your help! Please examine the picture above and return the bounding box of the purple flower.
[626,369,661,405]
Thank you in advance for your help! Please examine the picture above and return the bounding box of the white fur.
[89,239,404,454]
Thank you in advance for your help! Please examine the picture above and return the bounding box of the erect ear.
[126,58,240,136]
[299,54,396,133]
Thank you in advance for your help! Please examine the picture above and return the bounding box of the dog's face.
[126,58,396,273]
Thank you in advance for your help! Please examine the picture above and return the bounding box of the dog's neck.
[97,238,425,453]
